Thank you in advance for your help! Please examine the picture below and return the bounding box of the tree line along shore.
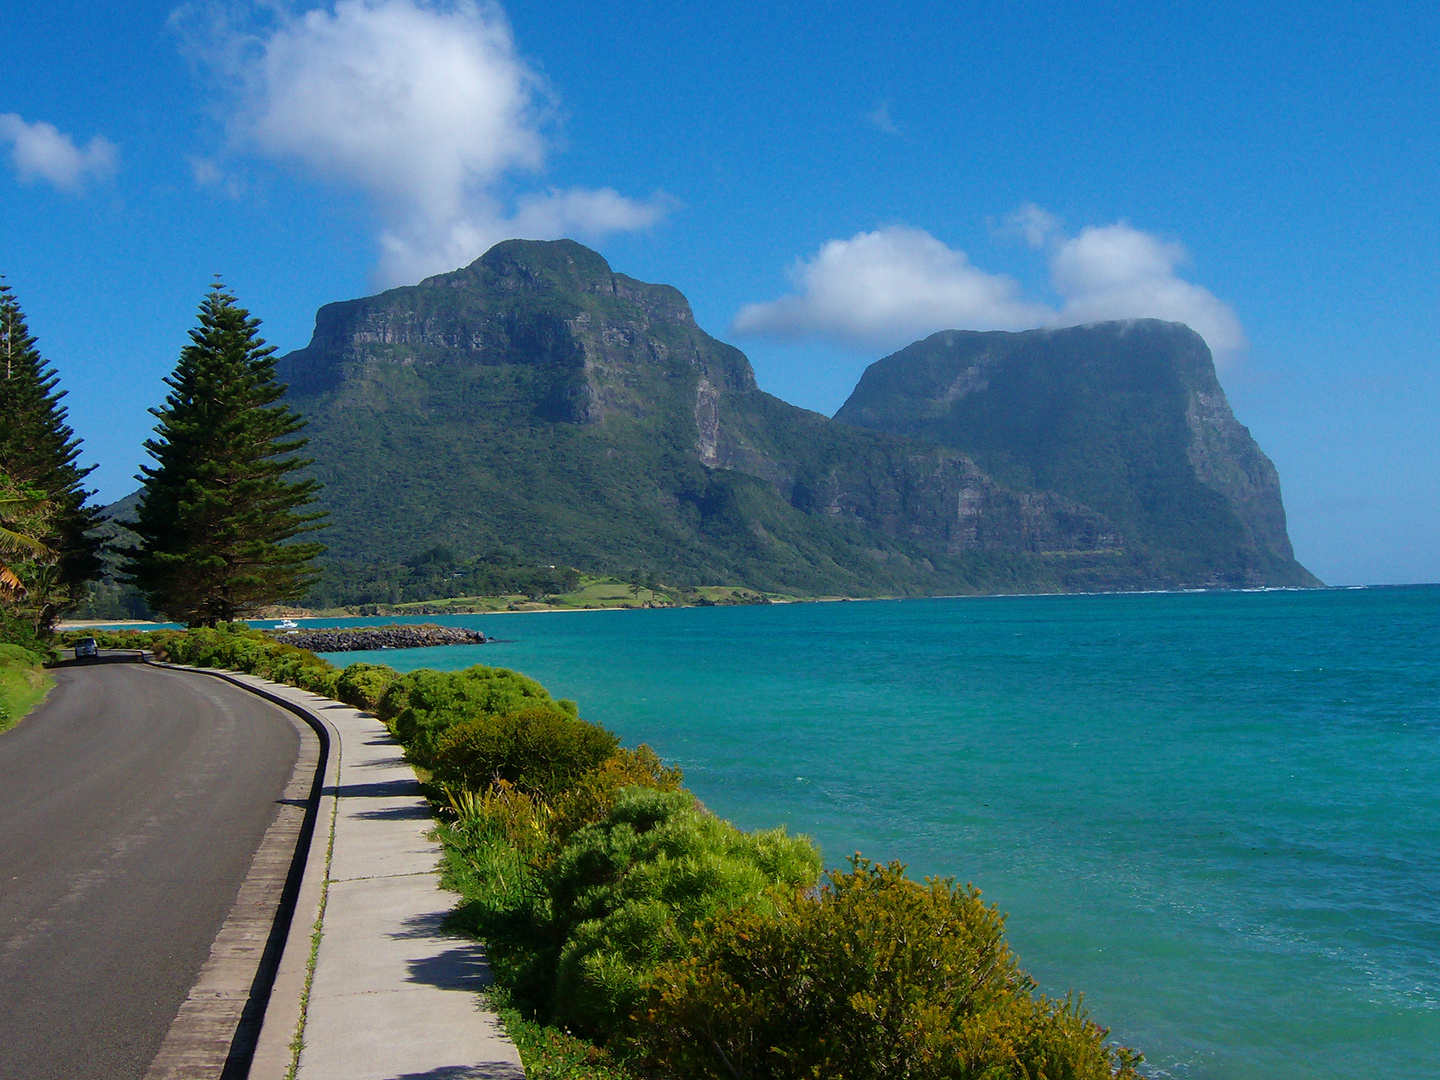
[2,281,321,650]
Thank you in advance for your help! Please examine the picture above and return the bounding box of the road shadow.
[392,1065,524,1080]
[335,779,422,799]
[352,803,434,821]
[391,910,451,941]
[50,651,147,668]
[405,946,494,993]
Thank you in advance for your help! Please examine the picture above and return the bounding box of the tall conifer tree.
[124,283,326,626]
[0,280,103,632]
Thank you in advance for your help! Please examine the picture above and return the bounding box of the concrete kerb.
[218,677,342,1080]
[140,659,340,1080]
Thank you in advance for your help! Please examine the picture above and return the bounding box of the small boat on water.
[274,618,300,630]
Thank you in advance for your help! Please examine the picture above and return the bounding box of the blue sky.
[2,0,1436,585]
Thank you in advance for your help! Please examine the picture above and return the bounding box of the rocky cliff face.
[834,320,1319,587]
[283,241,755,426]
[276,241,1305,594]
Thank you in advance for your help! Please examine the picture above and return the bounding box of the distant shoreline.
[55,584,1388,633]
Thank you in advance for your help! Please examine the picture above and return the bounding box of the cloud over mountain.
[0,114,116,192]
[186,0,669,284]
[732,227,1051,352]
[735,210,1245,359]
[1048,223,1245,355]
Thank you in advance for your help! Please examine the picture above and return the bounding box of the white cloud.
[378,186,674,285]
[189,155,245,197]
[1003,202,1062,249]
[1050,224,1246,355]
[864,100,900,136]
[0,114,116,192]
[190,156,225,187]
[510,186,676,237]
[189,0,669,284]
[732,227,1052,353]
[735,212,1246,360]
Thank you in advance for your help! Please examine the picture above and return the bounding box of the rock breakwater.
[272,624,489,652]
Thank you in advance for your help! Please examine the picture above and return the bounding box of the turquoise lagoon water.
[303,587,1437,1078]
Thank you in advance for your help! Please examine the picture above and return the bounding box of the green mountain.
[834,322,1319,587]
[271,240,1313,601]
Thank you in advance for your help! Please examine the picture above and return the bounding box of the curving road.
[0,658,303,1080]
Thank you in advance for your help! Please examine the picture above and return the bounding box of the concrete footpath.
[224,675,526,1080]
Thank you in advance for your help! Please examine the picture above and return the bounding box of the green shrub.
[549,745,685,842]
[380,664,557,763]
[150,623,341,696]
[335,661,399,712]
[0,643,51,731]
[294,663,342,698]
[541,787,821,1038]
[256,643,333,685]
[432,706,620,798]
[56,628,167,651]
[159,623,251,666]
[0,611,58,660]
[0,643,42,665]
[441,785,557,1009]
[635,857,1142,1080]
[444,781,556,865]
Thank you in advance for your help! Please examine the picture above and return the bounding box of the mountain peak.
[409,239,698,326]
[279,239,713,401]
[835,320,1318,587]
[416,237,616,292]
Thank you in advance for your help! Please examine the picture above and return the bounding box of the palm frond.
[0,563,25,598]
[0,522,54,559]
[0,494,48,513]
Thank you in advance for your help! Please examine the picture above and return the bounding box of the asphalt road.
[0,658,302,1080]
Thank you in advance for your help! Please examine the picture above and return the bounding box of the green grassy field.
[59,576,830,629]
[366,575,803,615]
[0,644,53,734]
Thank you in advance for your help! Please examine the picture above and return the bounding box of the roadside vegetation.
[0,282,104,649]
[120,283,326,626]
[0,643,52,733]
[2,278,328,659]
[81,620,1142,1079]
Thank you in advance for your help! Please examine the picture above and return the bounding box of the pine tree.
[123,283,326,626]
[0,279,104,633]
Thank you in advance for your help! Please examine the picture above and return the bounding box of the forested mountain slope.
[834,321,1319,587]
[273,240,1313,597]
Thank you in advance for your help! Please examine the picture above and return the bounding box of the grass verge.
[0,643,53,734]
[488,995,637,1080]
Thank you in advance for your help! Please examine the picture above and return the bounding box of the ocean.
[302,585,1440,1078]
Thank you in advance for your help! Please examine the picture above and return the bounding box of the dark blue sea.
[286,586,1436,1076]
